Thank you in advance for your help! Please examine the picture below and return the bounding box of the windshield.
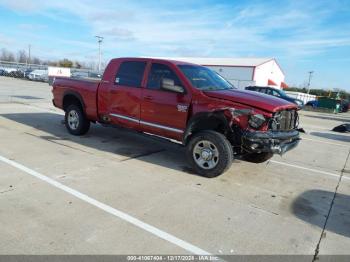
[178,64,235,91]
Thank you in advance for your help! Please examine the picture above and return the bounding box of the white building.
[164,57,287,90]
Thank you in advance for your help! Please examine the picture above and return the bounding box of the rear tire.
[65,104,90,135]
[186,130,233,178]
[242,152,273,163]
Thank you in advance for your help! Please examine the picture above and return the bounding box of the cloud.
[0,0,44,12]
[1,1,350,64]
[86,9,135,22]
[0,34,13,45]
[1,0,349,58]
[18,23,47,30]
[98,27,136,41]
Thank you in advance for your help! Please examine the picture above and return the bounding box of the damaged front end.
[242,129,300,155]
[240,109,301,155]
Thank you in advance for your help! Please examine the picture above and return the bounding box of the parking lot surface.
[0,76,349,257]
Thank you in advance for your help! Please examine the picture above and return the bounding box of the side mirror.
[161,78,184,93]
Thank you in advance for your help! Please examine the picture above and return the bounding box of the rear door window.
[265,89,273,95]
[115,61,146,87]
[258,88,266,93]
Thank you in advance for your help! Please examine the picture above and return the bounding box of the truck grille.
[269,110,298,131]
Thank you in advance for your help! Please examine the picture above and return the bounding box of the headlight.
[229,108,252,117]
[248,114,266,129]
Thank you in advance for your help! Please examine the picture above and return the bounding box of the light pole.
[95,36,104,72]
[26,44,31,68]
[307,71,314,94]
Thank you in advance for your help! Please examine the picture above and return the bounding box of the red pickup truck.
[52,57,300,177]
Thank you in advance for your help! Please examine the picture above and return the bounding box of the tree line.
[0,48,88,69]
[285,87,349,100]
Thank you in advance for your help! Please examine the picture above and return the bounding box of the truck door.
[109,60,147,129]
[141,62,191,140]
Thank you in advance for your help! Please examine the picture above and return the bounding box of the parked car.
[24,69,34,79]
[71,71,89,78]
[28,69,48,82]
[305,100,319,108]
[1,67,17,76]
[9,69,25,78]
[89,72,102,79]
[71,71,102,79]
[52,58,300,177]
[340,100,349,112]
[245,86,304,108]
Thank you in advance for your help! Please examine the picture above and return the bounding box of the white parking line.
[269,160,350,181]
[0,154,210,255]
[301,136,349,147]
[21,103,64,115]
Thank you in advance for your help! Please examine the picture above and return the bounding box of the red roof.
[281,82,288,89]
[268,79,277,86]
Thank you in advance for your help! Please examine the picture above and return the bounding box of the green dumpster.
[318,97,340,111]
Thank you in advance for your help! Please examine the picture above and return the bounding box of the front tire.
[242,152,273,163]
[65,104,90,135]
[186,130,233,178]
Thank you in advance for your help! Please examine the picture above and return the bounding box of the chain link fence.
[0,61,102,83]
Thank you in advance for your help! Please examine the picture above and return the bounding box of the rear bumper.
[242,129,300,155]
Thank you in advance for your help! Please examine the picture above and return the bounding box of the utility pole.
[27,44,31,67]
[28,45,31,63]
[95,36,104,72]
[307,71,314,94]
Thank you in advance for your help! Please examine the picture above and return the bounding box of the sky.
[0,0,349,90]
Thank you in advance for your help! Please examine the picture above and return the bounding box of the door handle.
[144,96,153,101]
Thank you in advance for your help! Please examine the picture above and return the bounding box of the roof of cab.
[110,57,200,66]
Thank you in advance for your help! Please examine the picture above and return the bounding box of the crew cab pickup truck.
[52,57,300,177]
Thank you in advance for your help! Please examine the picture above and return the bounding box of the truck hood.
[203,89,297,113]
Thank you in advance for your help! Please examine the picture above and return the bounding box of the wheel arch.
[62,91,85,112]
[183,111,232,145]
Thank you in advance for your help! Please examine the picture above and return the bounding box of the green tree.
[58,58,73,68]
[285,87,349,100]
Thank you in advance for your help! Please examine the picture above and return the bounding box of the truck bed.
[52,77,100,121]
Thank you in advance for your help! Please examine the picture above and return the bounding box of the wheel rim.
[193,140,219,169]
[67,110,79,130]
